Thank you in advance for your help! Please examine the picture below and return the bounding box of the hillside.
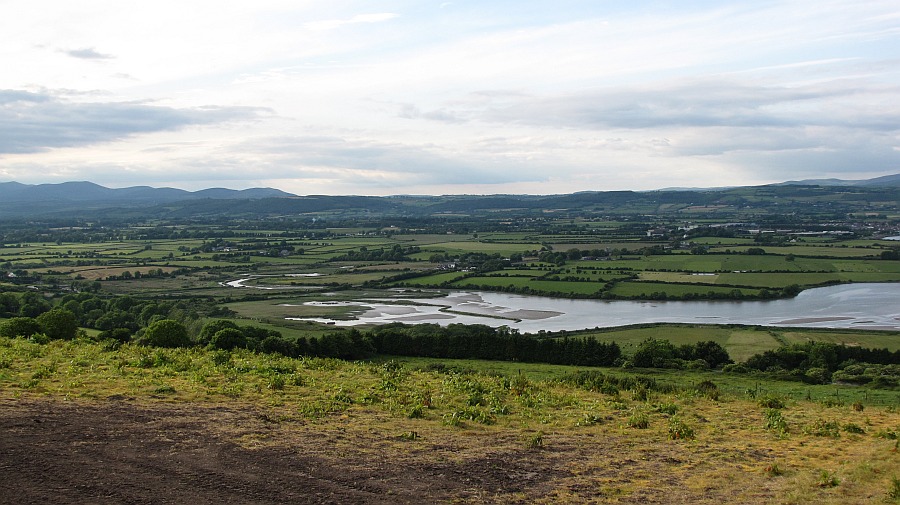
[0,176,897,219]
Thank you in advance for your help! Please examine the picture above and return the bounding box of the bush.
[0,317,42,338]
[668,417,695,440]
[259,336,297,357]
[208,328,247,351]
[139,319,191,348]
[758,396,786,409]
[36,308,78,340]
[628,411,650,429]
[98,327,132,343]
[764,409,788,436]
[197,319,239,345]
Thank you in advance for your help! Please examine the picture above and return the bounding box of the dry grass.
[1,336,898,503]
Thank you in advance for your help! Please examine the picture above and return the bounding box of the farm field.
[0,184,899,504]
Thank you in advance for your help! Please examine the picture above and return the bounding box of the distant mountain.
[0,181,294,204]
[776,173,900,187]
[0,178,896,219]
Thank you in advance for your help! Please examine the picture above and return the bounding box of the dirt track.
[0,397,570,504]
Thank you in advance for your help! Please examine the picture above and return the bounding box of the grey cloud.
[0,89,267,154]
[431,80,899,132]
[63,47,114,60]
[228,135,538,186]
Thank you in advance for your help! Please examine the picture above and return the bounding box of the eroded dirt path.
[0,397,576,504]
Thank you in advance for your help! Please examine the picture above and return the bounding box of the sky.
[1,0,899,195]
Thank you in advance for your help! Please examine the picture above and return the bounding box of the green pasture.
[394,271,469,286]
[712,245,881,258]
[638,272,721,284]
[689,237,755,245]
[568,324,900,361]
[239,272,388,286]
[419,241,540,255]
[716,271,900,287]
[391,234,484,245]
[608,281,761,298]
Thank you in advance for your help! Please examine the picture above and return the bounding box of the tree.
[140,319,191,348]
[208,328,247,350]
[0,292,20,317]
[198,319,239,345]
[631,338,677,368]
[0,317,42,338]
[36,308,78,340]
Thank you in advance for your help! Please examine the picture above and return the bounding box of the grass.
[1,336,899,503]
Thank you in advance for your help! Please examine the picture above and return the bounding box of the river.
[285,283,900,332]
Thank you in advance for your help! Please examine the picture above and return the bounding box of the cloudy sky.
[1,1,899,195]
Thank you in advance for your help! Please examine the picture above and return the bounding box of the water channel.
[283,283,900,332]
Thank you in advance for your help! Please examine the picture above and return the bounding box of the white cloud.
[0,0,898,193]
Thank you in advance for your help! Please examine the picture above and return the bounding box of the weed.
[407,404,425,419]
[210,350,231,366]
[888,476,900,500]
[441,411,463,427]
[262,373,284,390]
[627,410,650,429]
[298,401,329,419]
[758,395,786,409]
[451,406,495,425]
[876,429,898,440]
[331,389,354,405]
[764,409,789,437]
[820,398,844,408]
[31,364,56,380]
[804,419,841,438]
[668,416,695,440]
[526,431,544,449]
[509,373,530,396]
[696,380,719,400]
[654,402,678,416]
[842,423,865,434]
[398,431,418,441]
[576,412,604,427]
[632,387,650,402]
[765,463,784,477]
[817,470,839,488]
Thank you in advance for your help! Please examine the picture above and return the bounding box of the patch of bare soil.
[0,397,570,504]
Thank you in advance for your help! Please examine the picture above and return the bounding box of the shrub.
[804,419,841,438]
[98,327,132,343]
[209,328,247,351]
[668,417,695,440]
[765,463,784,477]
[36,308,78,340]
[843,423,865,434]
[764,409,788,437]
[654,402,678,416]
[0,317,41,338]
[817,470,839,488]
[696,380,719,400]
[139,319,191,348]
[197,320,239,345]
[526,431,544,449]
[628,411,650,429]
[758,396,786,409]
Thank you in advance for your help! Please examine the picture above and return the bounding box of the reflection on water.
[287,283,900,332]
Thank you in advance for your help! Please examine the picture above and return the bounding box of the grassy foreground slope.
[1,336,899,504]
